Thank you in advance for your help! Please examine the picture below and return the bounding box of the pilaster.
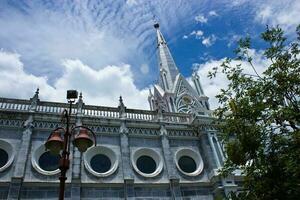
[159,124,181,200]
[124,179,134,200]
[170,179,182,200]
[70,92,84,200]
[8,89,38,199]
[7,178,22,200]
[159,125,177,180]
[12,116,33,178]
[120,121,134,200]
[119,121,133,181]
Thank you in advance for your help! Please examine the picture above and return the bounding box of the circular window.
[38,151,60,172]
[175,148,204,176]
[178,156,196,173]
[32,144,60,175]
[84,146,118,177]
[0,140,14,172]
[90,154,111,173]
[131,148,163,178]
[136,155,156,174]
[0,149,8,168]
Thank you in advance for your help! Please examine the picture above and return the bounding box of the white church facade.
[0,24,241,199]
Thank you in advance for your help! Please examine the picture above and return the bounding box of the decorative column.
[159,124,182,200]
[8,89,39,199]
[192,71,204,96]
[71,93,84,200]
[207,132,222,168]
[118,97,134,199]
[148,89,154,111]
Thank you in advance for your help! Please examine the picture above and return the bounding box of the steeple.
[149,23,210,115]
[154,22,179,91]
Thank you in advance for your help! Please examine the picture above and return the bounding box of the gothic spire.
[154,22,179,91]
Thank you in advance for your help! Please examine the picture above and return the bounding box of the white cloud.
[0,7,141,84]
[195,14,208,23]
[193,49,270,109]
[208,11,218,16]
[227,34,242,47]
[182,35,189,39]
[0,51,149,109]
[202,35,217,47]
[0,50,56,99]
[0,1,204,88]
[126,0,138,6]
[230,0,250,6]
[190,30,204,39]
[256,0,300,34]
[194,11,217,24]
[140,63,149,74]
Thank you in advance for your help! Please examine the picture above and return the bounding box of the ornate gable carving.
[174,78,207,115]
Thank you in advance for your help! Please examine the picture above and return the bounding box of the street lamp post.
[45,90,96,200]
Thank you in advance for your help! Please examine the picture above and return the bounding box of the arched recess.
[163,73,169,90]
[169,97,175,112]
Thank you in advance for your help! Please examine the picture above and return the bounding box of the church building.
[0,23,241,199]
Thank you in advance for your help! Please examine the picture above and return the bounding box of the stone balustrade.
[0,97,191,124]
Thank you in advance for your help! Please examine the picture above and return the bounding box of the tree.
[208,25,300,200]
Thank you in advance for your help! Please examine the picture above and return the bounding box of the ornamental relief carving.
[175,94,205,115]
[0,119,23,128]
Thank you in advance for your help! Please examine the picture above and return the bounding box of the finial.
[77,92,83,104]
[192,68,197,77]
[192,63,200,76]
[119,95,125,108]
[118,96,126,118]
[30,87,40,111]
[153,15,159,29]
[76,92,84,115]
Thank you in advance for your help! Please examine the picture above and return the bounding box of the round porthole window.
[90,154,111,173]
[136,155,156,174]
[178,156,197,173]
[0,149,8,168]
[32,145,60,175]
[84,146,118,177]
[0,140,14,172]
[131,148,163,178]
[175,148,204,176]
[38,151,60,172]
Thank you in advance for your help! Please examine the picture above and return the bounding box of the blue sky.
[0,0,299,109]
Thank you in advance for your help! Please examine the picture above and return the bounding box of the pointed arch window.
[169,97,174,112]
[163,73,169,90]
[161,75,166,90]
[151,99,155,110]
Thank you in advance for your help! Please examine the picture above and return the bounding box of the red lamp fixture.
[73,128,94,153]
[45,130,64,155]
